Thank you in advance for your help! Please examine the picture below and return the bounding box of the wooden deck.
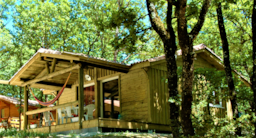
[28,118,172,133]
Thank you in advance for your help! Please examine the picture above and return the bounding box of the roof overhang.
[133,44,251,87]
[8,48,130,90]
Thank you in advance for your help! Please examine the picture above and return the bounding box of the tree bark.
[177,0,210,136]
[252,0,256,135]
[146,0,180,137]
[147,0,210,136]
[216,3,241,136]
[176,1,194,135]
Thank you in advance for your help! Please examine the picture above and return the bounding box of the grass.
[0,128,173,138]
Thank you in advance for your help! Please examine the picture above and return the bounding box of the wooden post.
[100,81,104,118]
[23,86,28,130]
[45,62,50,74]
[94,67,99,118]
[78,65,84,129]
[111,96,114,118]
[118,74,121,114]
[50,58,57,73]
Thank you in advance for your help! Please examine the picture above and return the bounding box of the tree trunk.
[177,0,210,135]
[251,0,256,135]
[146,0,181,136]
[19,86,22,130]
[147,0,210,136]
[177,0,195,135]
[216,3,241,136]
[180,45,195,136]
[164,36,180,138]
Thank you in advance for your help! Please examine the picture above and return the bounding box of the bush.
[0,128,55,138]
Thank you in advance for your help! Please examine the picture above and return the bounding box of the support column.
[23,86,28,130]
[111,96,114,118]
[118,74,122,114]
[100,82,104,118]
[94,67,99,118]
[78,65,84,129]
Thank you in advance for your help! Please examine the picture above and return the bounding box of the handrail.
[26,101,79,115]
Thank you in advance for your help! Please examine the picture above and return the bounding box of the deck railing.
[9,117,20,129]
[24,101,79,129]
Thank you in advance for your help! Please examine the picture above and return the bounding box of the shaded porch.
[10,48,128,131]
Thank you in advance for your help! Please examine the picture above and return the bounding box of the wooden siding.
[58,85,77,104]
[85,68,117,80]
[148,54,227,125]
[120,69,149,122]
[9,104,19,117]
[147,68,170,125]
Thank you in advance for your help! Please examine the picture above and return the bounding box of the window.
[84,85,95,105]
[102,79,120,119]
[209,90,224,109]
[1,109,4,118]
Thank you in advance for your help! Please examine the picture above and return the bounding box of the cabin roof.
[132,44,221,64]
[0,44,251,88]
[0,95,39,106]
[6,48,130,90]
[138,44,250,87]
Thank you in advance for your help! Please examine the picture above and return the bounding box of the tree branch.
[121,54,133,63]
[146,0,169,41]
[0,64,8,70]
[189,0,211,41]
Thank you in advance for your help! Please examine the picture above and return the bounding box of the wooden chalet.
[0,95,40,129]
[0,44,250,133]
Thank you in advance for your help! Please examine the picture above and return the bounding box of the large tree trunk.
[177,0,210,136]
[146,0,181,137]
[251,0,256,135]
[147,0,210,136]
[216,3,241,136]
[177,0,195,135]
[164,35,180,138]
[180,43,195,136]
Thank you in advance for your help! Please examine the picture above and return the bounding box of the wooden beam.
[97,73,122,82]
[50,58,57,73]
[41,53,80,61]
[21,63,81,86]
[45,62,50,74]
[0,80,9,85]
[78,65,84,129]
[26,101,79,115]
[78,57,130,73]
[31,83,71,91]
[94,67,99,119]
[23,86,28,130]
[98,119,172,132]
[35,68,47,79]
[41,59,74,68]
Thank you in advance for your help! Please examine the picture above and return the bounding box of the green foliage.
[0,0,255,136]
[190,68,253,136]
[0,128,54,137]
